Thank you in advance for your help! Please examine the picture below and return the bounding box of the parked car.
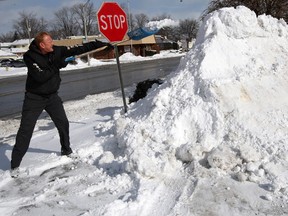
[0,58,14,67]
[0,58,26,67]
[9,59,26,68]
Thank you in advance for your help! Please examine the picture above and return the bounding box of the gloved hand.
[95,39,113,49]
[94,39,106,47]
[105,42,114,50]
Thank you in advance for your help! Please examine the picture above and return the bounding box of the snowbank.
[115,6,288,214]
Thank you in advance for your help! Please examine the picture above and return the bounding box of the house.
[0,42,12,50]
[0,50,17,59]
[178,38,196,51]
[117,35,159,57]
[0,32,161,60]
[9,48,27,57]
[10,39,30,50]
[53,36,114,60]
[1,39,30,57]
[53,34,159,60]
[10,39,30,56]
[155,35,179,50]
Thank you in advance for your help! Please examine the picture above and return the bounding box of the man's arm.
[62,40,112,58]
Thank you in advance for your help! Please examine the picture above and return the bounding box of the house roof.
[0,42,12,48]
[10,48,27,54]
[11,39,31,46]
[117,35,156,46]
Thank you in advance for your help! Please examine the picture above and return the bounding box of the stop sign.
[97,2,128,42]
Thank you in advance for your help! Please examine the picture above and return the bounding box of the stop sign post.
[97,2,129,112]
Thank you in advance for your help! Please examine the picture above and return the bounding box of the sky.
[0,0,211,35]
[1,6,288,215]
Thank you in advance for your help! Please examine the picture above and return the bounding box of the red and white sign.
[97,2,128,42]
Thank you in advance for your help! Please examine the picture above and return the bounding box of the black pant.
[11,92,71,169]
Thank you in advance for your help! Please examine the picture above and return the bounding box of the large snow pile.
[114,6,288,215]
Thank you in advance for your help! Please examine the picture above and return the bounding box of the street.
[0,56,181,118]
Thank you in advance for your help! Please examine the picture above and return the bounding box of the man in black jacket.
[11,32,112,176]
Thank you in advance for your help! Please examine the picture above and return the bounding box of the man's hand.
[95,39,113,49]
[105,43,114,50]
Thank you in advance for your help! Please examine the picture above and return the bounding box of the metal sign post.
[97,2,129,113]
[114,45,127,113]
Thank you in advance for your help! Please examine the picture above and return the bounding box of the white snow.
[1,6,288,216]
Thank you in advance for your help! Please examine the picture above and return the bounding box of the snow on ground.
[1,6,288,216]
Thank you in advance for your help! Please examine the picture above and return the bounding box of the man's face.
[39,35,54,54]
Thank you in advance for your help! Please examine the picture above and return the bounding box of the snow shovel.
[64,27,158,62]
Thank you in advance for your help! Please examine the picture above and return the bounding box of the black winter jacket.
[23,40,108,96]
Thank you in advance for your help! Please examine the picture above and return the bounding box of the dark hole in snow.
[129,79,163,104]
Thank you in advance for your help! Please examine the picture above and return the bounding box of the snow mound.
[119,52,144,61]
[116,5,288,201]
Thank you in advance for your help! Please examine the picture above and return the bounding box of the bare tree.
[151,13,171,21]
[13,11,48,39]
[53,7,79,39]
[0,31,15,42]
[157,26,174,40]
[72,1,98,37]
[179,19,199,46]
[134,13,149,28]
[202,0,288,23]
[120,2,136,31]
[179,19,199,38]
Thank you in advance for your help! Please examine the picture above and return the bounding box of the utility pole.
[83,0,90,66]
[127,0,133,54]
[25,18,31,44]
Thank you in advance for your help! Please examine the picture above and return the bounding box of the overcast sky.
[0,0,211,35]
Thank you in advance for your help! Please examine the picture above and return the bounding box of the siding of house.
[117,35,159,57]
[0,50,17,59]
